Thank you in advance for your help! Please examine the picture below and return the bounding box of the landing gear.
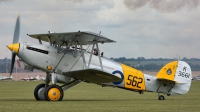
[34,72,80,101]
[45,84,64,101]
[158,95,165,100]
[34,83,46,100]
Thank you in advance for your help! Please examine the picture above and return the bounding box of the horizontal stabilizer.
[157,78,178,84]
[63,69,122,85]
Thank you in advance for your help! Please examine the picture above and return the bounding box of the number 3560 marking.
[126,75,143,88]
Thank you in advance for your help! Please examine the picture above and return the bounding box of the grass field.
[0,81,200,112]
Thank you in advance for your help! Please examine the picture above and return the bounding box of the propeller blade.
[13,15,20,44]
[10,52,16,76]
[9,15,20,77]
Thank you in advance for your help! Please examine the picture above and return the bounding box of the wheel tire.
[158,95,165,100]
[45,84,64,101]
[34,83,47,101]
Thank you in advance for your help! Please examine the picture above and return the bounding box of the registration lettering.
[178,71,190,78]
[178,66,190,78]
[126,75,143,88]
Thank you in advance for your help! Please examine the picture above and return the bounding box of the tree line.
[111,57,200,71]
[111,57,200,61]
[0,57,200,73]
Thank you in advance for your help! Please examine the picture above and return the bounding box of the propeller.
[9,15,20,77]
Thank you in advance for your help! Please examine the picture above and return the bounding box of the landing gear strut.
[34,72,81,101]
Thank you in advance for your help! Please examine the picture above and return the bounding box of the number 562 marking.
[126,75,143,88]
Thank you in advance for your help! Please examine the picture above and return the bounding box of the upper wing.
[27,31,115,45]
[63,68,122,85]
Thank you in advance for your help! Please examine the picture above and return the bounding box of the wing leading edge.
[63,69,122,85]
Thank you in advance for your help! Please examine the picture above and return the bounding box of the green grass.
[0,81,200,112]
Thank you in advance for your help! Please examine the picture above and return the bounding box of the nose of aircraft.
[7,43,20,54]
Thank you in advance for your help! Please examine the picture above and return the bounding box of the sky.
[0,0,200,59]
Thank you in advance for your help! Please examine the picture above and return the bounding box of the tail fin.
[156,60,192,95]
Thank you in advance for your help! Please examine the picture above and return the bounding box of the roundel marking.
[112,70,124,85]
[167,69,172,75]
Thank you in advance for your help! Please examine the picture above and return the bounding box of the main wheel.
[158,95,165,100]
[34,83,47,101]
[45,84,64,101]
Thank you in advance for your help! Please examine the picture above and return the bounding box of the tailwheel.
[45,84,64,101]
[34,83,47,101]
[158,95,165,100]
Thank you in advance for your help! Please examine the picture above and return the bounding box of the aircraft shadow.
[0,98,132,102]
[0,99,36,102]
[0,98,180,102]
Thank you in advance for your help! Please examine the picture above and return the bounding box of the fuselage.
[11,42,192,95]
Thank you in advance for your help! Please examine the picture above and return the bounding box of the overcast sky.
[1,0,200,59]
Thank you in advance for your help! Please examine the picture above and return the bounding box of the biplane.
[7,15,192,101]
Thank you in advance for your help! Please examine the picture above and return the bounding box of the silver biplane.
[7,16,192,101]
